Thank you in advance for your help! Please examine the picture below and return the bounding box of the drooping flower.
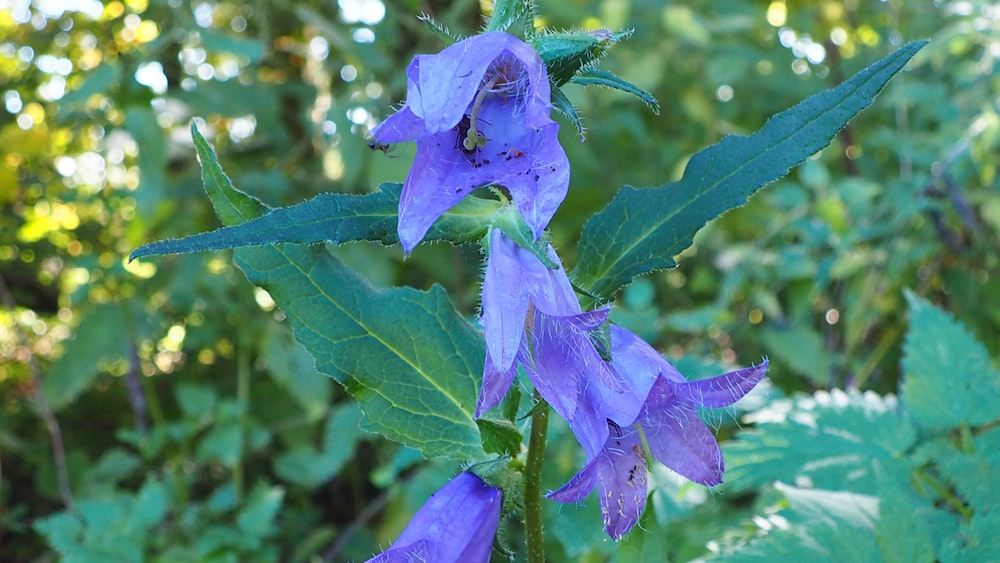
[549,326,768,539]
[372,31,569,253]
[477,229,648,455]
[366,472,503,563]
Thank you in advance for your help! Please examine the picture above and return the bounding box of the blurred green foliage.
[1,0,997,560]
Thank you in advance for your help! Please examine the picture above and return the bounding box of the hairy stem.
[524,390,549,563]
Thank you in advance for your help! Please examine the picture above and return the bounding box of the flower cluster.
[368,28,767,558]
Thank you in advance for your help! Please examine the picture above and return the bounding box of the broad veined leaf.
[900,291,1000,432]
[573,40,927,298]
[723,389,916,495]
[706,484,881,562]
[163,122,487,460]
[129,184,499,260]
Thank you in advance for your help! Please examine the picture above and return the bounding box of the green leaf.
[571,69,659,114]
[234,244,486,459]
[199,30,266,62]
[129,184,498,260]
[476,418,522,455]
[900,291,1000,432]
[760,325,835,386]
[43,303,129,410]
[236,484,284,537]
[550,85,585,140]
[572,41,927,298]
[261,323,331,421]
[187,124,486,460]
[274,404,364,488]
[191,120,269,225]
[724,389,917,495]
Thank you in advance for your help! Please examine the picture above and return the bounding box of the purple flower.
[366,472,503,563]
[477,230,647,454]
[372,31,569,253]
[550,326,767,539]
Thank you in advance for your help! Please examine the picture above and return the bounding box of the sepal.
[532,28,631,86]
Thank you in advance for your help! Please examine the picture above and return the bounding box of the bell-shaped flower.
[371,31,569,253]
[366,472,503,563]
[477,230,650,455]
[549,326,767,539]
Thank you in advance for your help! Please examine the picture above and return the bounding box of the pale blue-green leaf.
[706,484,880,562]
[724,389,916,495]
[940,510,1000,563]
[129,183,497,260]
[573,41,927,298]
[873,462,936,563]
[936,425,1000,514]
[761,325,834,385]
[900,291,1000,432]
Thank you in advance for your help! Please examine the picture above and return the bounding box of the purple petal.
[417,32,510,132]
[529,313,581,420]
[675,361,768,409]
[368,472,502,563]
[476,347,520,417]
[547,454,600,504]
[371,106,425,143]
[643,403,724,486]
[594,428,649,540]
[505,123,570,239]
[606,325,664,414]
[481,229,531,373]
[396,132,483,253]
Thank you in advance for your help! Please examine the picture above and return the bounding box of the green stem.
[913,467,973,520]
[524,391,549,563]
[234,337,250,502]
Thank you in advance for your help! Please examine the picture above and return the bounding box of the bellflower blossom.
[550,326,768,539]
[366,472,503,563]
[477,229,649,455]
[371,31,569,253]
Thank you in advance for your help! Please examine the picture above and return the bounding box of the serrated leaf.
[873,461,936,563]
[182,124,486,460]
[936,425,1000,514]
[573,41,927,298]
[900,291,1000,432]
[571,69,659,114]
[129,184,498,260]
[234,245,486,459]
[708,484,881,562]
[724,389,916,495]
[189,121,268,225]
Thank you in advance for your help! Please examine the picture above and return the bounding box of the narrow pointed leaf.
[180,124,486,459]
[129,185,498,260]
[551,85,585,140]
[571,69,659,114]
[572,41,927,298]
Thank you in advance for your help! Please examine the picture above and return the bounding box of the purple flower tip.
[366,472,503,563]
[372,32,569,253]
